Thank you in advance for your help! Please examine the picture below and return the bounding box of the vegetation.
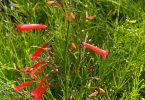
[0,0,145,99]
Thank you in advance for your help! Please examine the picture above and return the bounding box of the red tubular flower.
[35,64,47,75]
[20,59,47,73]
[86,15,96,20]
[31,74,49,97]
[26,60,46,72]
[68,12,75,20]
[32,83,50,100]
[30,42,48,60]
[17,24,47,31]
[98,87,106,94]
[72,42,76,49]
[14,81,33,91]
[47,1,55,5]
[82,42,109,58]
[95,77,101,81]
[19,69,27,73]
[89,91,99,97]
[30,64,47,78]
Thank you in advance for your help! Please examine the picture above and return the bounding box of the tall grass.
[0,0,145,99]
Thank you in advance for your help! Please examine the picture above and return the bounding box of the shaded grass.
[1,0,145,99]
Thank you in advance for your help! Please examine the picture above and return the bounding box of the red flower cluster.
[14,12,110,99]
[20,58,48,78]
[20,58,47,73]
[14,74,50,100]
[14,24,51,100]
[31,75,49,99]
